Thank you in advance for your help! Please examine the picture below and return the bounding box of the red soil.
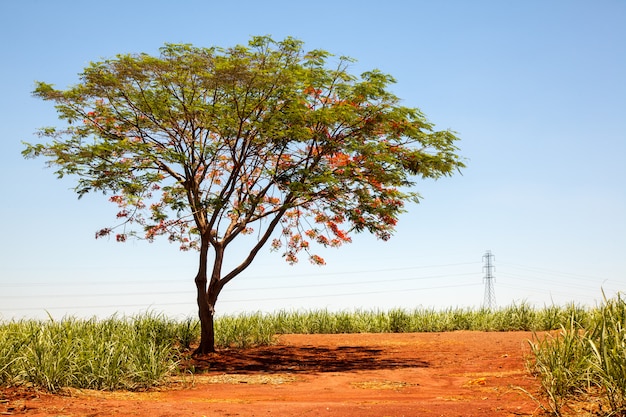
[1,331,548,416]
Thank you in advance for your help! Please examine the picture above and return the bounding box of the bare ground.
[1,331,550,417]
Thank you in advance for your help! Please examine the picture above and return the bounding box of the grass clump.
[529,294,626,416]
[0,313,191,392]
[215,313,274,348]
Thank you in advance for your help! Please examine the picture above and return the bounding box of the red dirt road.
[1,331,546,416]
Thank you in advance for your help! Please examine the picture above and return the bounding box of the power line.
[220,283,483,303]
[0,272,477,299]
[2,282,483,312]
[0,260,484,315]
[496,283,614,303]
[7,257,614,315]
[498,262,606,282]
[498,272,615,292]
[0,261,480,288]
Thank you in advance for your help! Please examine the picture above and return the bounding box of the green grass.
[528,293,626,416]
[1,297,622,415]
[0,313,184,392]
[254,303,591,335]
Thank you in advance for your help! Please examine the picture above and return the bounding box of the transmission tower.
[482,250,496,310]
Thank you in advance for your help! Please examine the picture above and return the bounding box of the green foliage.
[23,35,464,263]
[529,294,626,416]
[23,35,465,353]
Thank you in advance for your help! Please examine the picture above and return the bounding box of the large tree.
[24,36,464,353]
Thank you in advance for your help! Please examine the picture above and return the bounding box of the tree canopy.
[24,36,465,352]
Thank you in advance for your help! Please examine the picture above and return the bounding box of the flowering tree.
[23,36,464,353]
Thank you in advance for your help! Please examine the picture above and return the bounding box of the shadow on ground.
[192,345,430,374]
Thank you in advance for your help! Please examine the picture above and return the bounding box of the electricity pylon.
[482,250,496,310]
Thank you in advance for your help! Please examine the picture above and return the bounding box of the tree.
[23,36,464,354]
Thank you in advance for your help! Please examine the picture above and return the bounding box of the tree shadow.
[192,345,430,374]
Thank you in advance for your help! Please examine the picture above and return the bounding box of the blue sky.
[1,0,624,320]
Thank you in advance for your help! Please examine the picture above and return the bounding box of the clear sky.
[1,0,624,321]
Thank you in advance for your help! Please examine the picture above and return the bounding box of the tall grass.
[215,313,274,348]
[1,301,618,399]
[0,313,188,392]
[588,295,626,415]
[529,294,626,416]
[255,303,590,335]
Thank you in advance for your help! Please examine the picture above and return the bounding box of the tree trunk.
[195,280,222,354]
[193,237,216,355]
[195,287,215,354]
[193,236,225,355]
